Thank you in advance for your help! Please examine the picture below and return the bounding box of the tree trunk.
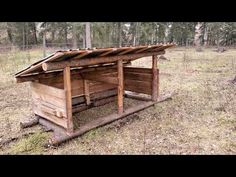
[32,22,38,45]
[22,23,25,50]
[26,22,29,50]
[85,22,92,48]
[132,23,137,46]
[203,23,208,47]
[43,31,46,57]
[72,23,77,49]
[136,22,140,45]
[82,34,86,48]
[64,23,68,47]
[6,22,13,45]
[194,22,204,51]
[118,22,122,47]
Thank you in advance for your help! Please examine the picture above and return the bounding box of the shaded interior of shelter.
[73,96,146,129]
[33,63,153,131]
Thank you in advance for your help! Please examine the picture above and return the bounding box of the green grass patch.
[8,132,50,155]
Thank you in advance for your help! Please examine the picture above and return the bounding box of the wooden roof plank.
[99,48,117,57]
[118,47,135,55]
[15,44,176,78]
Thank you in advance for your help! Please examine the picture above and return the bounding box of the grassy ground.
[0,47,235,154]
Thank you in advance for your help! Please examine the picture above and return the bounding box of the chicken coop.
[15,44,176,146]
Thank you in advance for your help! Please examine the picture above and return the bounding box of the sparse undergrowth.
[6,132,50,155]
[0,47,235,154]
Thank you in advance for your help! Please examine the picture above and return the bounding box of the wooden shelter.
[15,44,176,146]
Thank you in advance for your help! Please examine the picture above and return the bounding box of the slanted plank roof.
[15,44,176,78]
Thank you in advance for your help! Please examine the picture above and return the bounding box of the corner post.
[64,66,73,133]
[117,59,124,114]
[152,55,159,101]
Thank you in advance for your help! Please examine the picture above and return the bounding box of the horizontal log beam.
[42,51,165,72]
[47,92,174,146]
[82,73,118,85]
[124,93,152,101]
[16,62,130,83]
[20,117,39,129]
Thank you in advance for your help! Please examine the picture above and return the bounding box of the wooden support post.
[64,66,74,133]
[83,79,91,105]
[117,59,124,114]
[152,55,159,101]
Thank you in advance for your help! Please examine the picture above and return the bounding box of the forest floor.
[0,47,235,155]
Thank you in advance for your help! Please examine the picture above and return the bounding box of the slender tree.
[72,23,77,49]
[85,22,92,48]
[194,22,204,51]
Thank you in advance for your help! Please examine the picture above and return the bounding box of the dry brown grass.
[0,47,235,154]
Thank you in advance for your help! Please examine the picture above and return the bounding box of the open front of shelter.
[15,44,176,146]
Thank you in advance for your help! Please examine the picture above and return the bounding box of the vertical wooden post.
[83,79,91,105]
[117,60,124,114]
[152,55,159,101]
[64,66,73,133]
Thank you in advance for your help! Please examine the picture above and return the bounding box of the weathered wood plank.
[32,90,66,109]
[16,63,122,83]
[124,72,152,82]
[124,93,151,101]
[152,55,158,101]
[34,109,67,128]
[83,79,91,105]
[71,82,117,98]
[83,74,118,85]
[124,85,151,95]
[31,82,65,99]
[124,67,152,74]
[117,60,124,114]
[124,79,152,95]
[64,66,73,133]
[72,89,117,105]
[93,96,116,107]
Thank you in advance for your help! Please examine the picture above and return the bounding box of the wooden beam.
[134,46,151,53]
[124,93,152,101]
[99,48,117,57]
[75,51,92,58]
[42,51,165,72]
[64,66,74,133]
[83,79,91,105]
[117,60,124,114]
[152,55,158,101]
[20,117,39,129]
[82,73,118,85]
[118,47,135,55]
